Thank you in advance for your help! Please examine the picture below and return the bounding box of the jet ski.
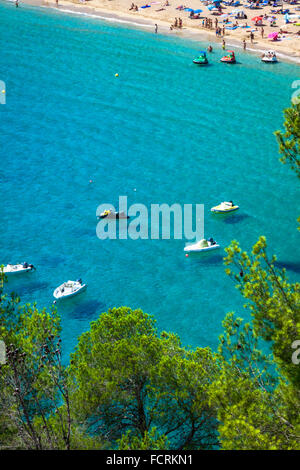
[261,50,278,63]
[211,201,239,213]
[98,209,129,220]
[184,238,220,253]
[3,263,36,274]
[53,279,87,300]
[220,51,236,63]
[193,51,209,65]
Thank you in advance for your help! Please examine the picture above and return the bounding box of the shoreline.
[5,0,300,64]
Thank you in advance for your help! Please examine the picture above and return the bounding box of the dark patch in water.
[195,254,224,265]
[75,227,94,238]
[64,202,75,210]
[223,214,249,224]
[39,255,66,268]
[184,253,224,269]
[71,300,107,319]
[17,281,49,296]
[274,261,300,274]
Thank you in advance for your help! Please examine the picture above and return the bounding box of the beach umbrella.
[194,9,203,13]
[251,16,263,22]
[268,31,278,39]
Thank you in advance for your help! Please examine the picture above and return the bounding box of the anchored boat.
[211,201,239,213]
[53,279,87,300]
[98,209,129,220]
[184,238,220,253]
[2,263,36,274]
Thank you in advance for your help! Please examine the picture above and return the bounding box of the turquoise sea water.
[1,1,299,359]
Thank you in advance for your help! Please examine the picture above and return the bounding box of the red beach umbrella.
[251,16,263,21]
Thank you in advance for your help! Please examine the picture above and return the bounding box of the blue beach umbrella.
[184,8,194,11]
[194,9,203,13]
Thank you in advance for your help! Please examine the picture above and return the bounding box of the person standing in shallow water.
[243,39,246,50]
[15,0,19,7]
[222,39,225,50]
[155,24,158,34]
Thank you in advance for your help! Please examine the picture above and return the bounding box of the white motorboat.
[261,51,278,63]
[2,263,36,274]
[211,201,239,213]
[98,209,129,220]
[184,238,220,253]
[53,279,87,300]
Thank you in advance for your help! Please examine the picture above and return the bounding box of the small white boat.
[211,201,239,213]
[261,51,278,63]
[98,209,129,220]
[53,279,87,300]
[3,263,36,274]
[184,238,220,253]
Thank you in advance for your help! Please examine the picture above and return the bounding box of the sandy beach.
[19,0,300,63]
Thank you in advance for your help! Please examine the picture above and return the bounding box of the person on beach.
[16,0,19,7]
[56,0,58,6]
[179,18,182,28]
[243,39,246,50]
[261,27,264,38]
[222,26,225,36]
[250,31,254,43]
[174,18,178,27]
[222,39,225,49]
[155,24,158,34]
